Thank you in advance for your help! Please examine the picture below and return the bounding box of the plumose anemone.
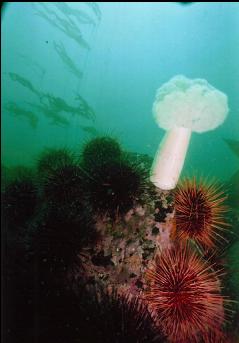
[150,75,229,190]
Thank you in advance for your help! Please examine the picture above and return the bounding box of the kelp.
[41,94,72,114]
[8,72,42,98]
[4,102,38,128]
[40,93,94,120]
[54,2,96,26]
[54,11,91,49]
[53,41,83,79]
[27,102,70,127]
[7,70,95,125]
[33,3,90,50]
[26,90,95,125]
[85,2,102,21]
[75,93,96,121]
[79,125,98,136]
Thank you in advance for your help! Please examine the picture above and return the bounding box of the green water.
[2,2,239,182]
[2,4,239,342]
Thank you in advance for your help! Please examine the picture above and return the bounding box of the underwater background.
[2,2,239,343]
[2,2,239,180]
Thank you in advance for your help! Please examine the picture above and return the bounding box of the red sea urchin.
[174,178,229,249]
[145,244,226,343]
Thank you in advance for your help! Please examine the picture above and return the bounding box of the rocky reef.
[2,136,239,343]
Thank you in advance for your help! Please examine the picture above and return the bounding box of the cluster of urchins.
[148,177,236,343]
[2,136,237,343]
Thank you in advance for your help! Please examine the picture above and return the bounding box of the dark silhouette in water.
[224,138,239,158]
[53,41,83,79]
[227,170,239,209]
[224,138,239,209]
[4,102,38,128]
